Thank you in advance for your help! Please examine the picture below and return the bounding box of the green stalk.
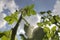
[22,17,30,26]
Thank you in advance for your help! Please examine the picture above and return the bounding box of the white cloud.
[0,0,5,13]
[52,0,60,16]
[0,0,18,28]
[17,14,40,35]
[0,0,18,13]
[0,13,7,28]
[4,0,18,13]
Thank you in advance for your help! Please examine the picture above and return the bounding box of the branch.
[11,14,22,40]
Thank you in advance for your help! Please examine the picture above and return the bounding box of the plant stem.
[22,17,30,26]
[11,14,22,40]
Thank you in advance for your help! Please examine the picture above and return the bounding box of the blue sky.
[0,0,60,40]
[14,0,56,12]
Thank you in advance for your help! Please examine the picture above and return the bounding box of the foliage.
[20,4,36,16]
[37,10,60,40]
[0,30,12,40]
[0,4,60,40]
[4,10,19,24]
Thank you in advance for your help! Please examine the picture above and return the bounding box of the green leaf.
[0,30,12,40]
[27,10,31,16]
[43,27,50,33]
[50,31,54,37]
[58,28,60,32]
[4,16,11,21]
[37,22,43,27]
[47,32,51,38]
[51,35,59,40]
[3,30,12,38]
[51,26,56,32]
[55,15,60,23]
[31,10,36,15]
[0,32,4,38]
[4,11,18,24]
[40,11,45,14]
[44,21,51,25]
[41,17,45,19]
[21,4,36,16]
[47,10,51,14]
[50,18,55,24]
[1,36,10,40]
[29,4,34,9]
[4,16,14,24]
[43,35,48,40]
